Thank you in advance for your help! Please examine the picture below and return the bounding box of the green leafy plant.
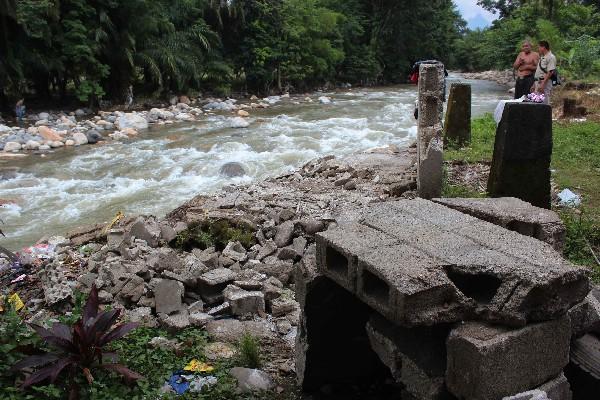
[172,219,255,251]
[237,333,261,369]
[12,285,142,398]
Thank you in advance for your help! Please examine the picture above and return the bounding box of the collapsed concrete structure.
[297,197,594,400]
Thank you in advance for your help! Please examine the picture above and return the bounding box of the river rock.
[229,368,275,392]
[23,140,40,150]
[65,140,75,146]
[75,109,85,116]
[318,96,332,104]
[238,110,250,117]
[72,132,88,145]
[179,95,191,105]
[38,112,50,120]
[38,126,62,141]
[116,113,149,130]
[219,162,246,177]
[274,221,294,247]
[86,130,102,144]
[3,142,21,151]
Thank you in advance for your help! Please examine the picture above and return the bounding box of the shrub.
[237,333,261,369]
[12,285,142,398]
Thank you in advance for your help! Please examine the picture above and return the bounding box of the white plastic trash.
[558,189,581,207]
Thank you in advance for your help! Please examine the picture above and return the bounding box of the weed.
[172,219,255,251]
[560,209,600,280]
[237,333,261,369]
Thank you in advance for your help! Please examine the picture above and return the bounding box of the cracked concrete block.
[315,222,399,294]
[487,102,553,209]
[432,197,566,252]
[198,268,236,304]
[568,292,600,338]
[446,315,571,400]
[366,314,453,400]
[223,285,265,316]
[357,199,589,327]
[154,279,184,315]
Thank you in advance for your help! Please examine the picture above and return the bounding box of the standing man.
[532,40,557,105]
[513,40,539,99]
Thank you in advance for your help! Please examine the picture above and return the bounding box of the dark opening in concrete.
[507,220,537,238]
[326,246,349,278]
[362,269,390,306]
[299,276,397,398]
[445,267,502,304]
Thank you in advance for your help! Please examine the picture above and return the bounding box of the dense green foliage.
[1,0,466,108]
[454,1,600,80]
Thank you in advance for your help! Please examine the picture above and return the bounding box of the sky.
[454,0,498,30]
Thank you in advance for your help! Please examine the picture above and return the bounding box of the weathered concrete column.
[417,63,445,199]
[487,103,553,209]
[443,83,471,147]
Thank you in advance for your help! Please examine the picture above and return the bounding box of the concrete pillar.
[487,103,553,209]
[417,63,445,199]
[443,83,471,147]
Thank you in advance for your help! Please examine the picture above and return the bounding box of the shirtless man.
[513,40,539,99]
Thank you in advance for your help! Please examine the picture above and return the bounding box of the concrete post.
[417,63,445,199]
[443,83,471,147]
[487,103,553,209]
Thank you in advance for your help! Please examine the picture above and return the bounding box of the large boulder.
[219,162,246,178]
[85,130,103,144]
[72,132,88,146]
[37,126,63,141]
[115,113,149,130]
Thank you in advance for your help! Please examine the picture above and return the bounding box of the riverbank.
[459,70,514,87]
[444,115,600,279]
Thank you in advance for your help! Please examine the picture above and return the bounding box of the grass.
[443,114,600,278]
[172,219,256,252]
[237,334,262,369]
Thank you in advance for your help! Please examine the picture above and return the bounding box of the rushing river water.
[0,76,509,250]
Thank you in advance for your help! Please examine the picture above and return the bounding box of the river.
[0,76,509,251]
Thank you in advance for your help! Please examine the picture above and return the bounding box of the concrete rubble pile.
[297,197,599,400]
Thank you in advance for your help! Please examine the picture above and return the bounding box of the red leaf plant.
[12,285,143,396]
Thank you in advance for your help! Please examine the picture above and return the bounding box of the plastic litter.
[558,189,581,207]
[189,375,217,393]
[184,359,214,373]
[0,293,25,312]
[10,274,26,284]
[168,371,190,395]
[167,370,217,395]
[22,243,56,259]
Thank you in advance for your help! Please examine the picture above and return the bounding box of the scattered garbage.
[184,359,214,373]
[22,243,56,260]
[526,92,545,103]
[166,361,217,395]
[558,188,581,207]
[0,293,25,312]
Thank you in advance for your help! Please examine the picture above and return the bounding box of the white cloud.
[454,0,497,24]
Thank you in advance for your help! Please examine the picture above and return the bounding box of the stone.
[277,247,299,261]
[146,247,182,273]
[161,310,190,331]
[274,221,294,247]
[204,342,236,360]
[344,179,357,190]
[487,103,553,209]
[129,217,161,247]
[64,140,75,146]
[188,300,204,314]
[219,162,246,177]
[238,110,250,117]
[300,219,325,235]
[189,312,213,327]
[446,315,571,400]
[316,199,589,327]
[23,140,40,150]
[222,241,248,262]
[72,131,88,145]
[417,63,445,199]
[126,307,158,328]
[224,285,265,316]
[159,223,177,243]
[270,297,299,317]
[115,113,149,130]
[154,279,184,315]
[292,236,307,255]
[3,142,21,151]
[205,319,274,342]
[257,240,277,260]
[254,260,294,285]
[38,126,62,141]
[85,129,103,144]
[444,83,471,146]
[568,292,600,338]
[149,336,182,351]
[229,367,274,392]
[432,197,566,252]
[207,302,231,316]
[567,333,600,398]
[117,275,145,303]
[198,268,236,304]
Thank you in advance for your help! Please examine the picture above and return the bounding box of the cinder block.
[366,314,454,400]
[446,315,571,400]
[315,223,399,293]
[444,83,472,146]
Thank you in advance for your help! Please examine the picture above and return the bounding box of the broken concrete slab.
[205,318,274,342]
[224,285,265,316]
[446,315,571,400]
[568,292,600,338]
[432,197,566,252]
[198,268,236,304]
[154,279,184,315]
[343,199,589,327]
[444,83,471,147]
[129,216,161,247]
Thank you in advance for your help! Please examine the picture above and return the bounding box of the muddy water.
[0,76,509,250]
